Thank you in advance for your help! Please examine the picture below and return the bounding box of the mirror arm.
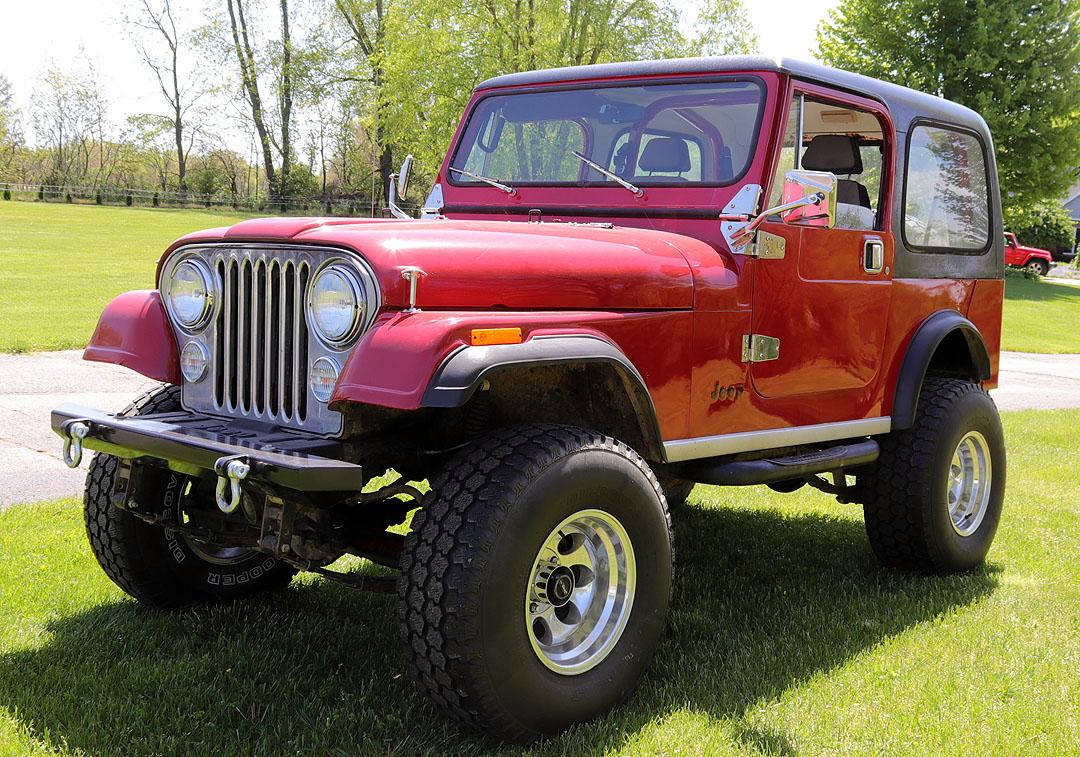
[729,192,825,247]
[387,172,411,220]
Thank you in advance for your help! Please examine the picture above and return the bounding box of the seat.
[637,138,691,176]
[801,134,874,229]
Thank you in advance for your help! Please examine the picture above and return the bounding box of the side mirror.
[779,170,837,228]
[726,170,838,249]
[388,155,415,220]
[397,154,413,199]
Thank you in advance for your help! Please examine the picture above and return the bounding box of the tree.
[332,0,395,200]
[31,60,111,189]
[689,0,759,56]
[125,0,205,198]
[223,0,298,202]
[0,74,22,181]
[817,0,1080,213]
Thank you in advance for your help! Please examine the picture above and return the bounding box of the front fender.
[330,310,647,411]
[84,290,180,384]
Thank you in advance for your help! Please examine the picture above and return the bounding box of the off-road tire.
[398,425,673,742]
[84,383,294,608]
[860,377,1005,573]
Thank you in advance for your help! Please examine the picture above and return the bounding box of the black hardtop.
[475,56,990,139]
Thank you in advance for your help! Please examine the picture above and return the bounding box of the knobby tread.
[83,384,203,606]
[83,383,293,608]
[397,424,672,742]
[860,377,990,571]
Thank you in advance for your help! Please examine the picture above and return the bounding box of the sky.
[0,0,841,148]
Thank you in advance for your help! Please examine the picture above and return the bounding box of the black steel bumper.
[50,403,364,493]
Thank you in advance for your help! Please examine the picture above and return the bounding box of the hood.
[171,217,705,310]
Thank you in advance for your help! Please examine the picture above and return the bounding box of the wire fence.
[0,182,422,217]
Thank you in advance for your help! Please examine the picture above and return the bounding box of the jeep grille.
[163,244,367,437]
[214,252,311,424]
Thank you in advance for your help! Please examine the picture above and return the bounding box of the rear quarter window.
[903,123,991,253]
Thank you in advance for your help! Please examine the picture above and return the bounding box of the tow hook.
[214,455,251,514]
[61,420,92,468]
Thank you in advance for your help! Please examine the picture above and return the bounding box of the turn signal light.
[471,327,523,346]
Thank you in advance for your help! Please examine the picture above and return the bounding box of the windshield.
[450,79,765,188]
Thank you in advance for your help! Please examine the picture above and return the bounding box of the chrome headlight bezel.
[163,257,215,332]
[305,259,378,349]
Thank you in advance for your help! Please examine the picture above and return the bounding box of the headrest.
[638,138,691,173]
[801,134,863,175]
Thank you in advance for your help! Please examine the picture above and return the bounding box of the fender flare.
[83,290,180,384]
[421,334,664,458]
[891,310,991,430]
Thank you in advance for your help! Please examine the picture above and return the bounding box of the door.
[749,88,894,407]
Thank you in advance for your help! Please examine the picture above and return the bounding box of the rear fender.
[84,290,180,384]
[891,310,991,430]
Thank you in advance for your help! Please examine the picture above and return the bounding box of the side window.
[767,94,888,231]
[903,124,990,252]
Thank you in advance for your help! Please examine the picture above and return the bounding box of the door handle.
[863,239,884,274]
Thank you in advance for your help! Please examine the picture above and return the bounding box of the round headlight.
[310,357,341,403]
[307,264,365,346]
[180,340,209,382]
[168,259,213,329]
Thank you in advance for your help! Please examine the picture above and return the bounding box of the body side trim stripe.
[663,417,892,463]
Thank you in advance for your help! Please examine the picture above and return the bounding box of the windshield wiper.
[572,150,644,198]
[447,166,516,196]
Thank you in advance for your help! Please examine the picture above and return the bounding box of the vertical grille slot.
[201,246,340,435]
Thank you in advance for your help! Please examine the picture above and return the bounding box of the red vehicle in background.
[52,57,1007,741]
[1004,231,1053,276]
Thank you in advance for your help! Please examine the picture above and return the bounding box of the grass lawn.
[3,200,1080,355]
[0,202,254,352]
[1002,274,1080,353]
[1,409,1075,755]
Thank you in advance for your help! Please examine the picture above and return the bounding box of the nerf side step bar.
[675,439,879,486]
[51,403,365,512]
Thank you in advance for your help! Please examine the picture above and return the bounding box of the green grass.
[3,201,1080,355]
[0,202,254,352]
[1002,275,1080,353]
[1,409,1075,755]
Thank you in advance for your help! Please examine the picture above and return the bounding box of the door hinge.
[742,334,781,362]
[751,230,786,259]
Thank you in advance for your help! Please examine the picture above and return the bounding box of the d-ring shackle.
[62,421,91,468]
[214,456,251,514]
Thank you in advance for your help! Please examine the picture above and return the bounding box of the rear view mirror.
[780,170,837,229]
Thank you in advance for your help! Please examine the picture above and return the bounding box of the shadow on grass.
[0,501,998,755]
[1004,275,1080,303]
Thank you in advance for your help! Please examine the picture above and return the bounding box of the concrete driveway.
[2,349,1080,508]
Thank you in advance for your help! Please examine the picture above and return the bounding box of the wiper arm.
[572,150,644,198]
[447,166,516,196]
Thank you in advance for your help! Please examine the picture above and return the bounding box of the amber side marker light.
[471,327,523,346]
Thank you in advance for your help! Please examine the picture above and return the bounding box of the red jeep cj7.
[53,56,1006,741]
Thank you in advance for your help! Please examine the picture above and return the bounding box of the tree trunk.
[226,0,276,198]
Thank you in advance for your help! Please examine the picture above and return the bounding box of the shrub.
[2,189,9,201]
[1004,202,1075,253]
[37,186,44,201]
[125,193,133,207]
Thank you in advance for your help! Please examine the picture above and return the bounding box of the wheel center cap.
[546,566,575,606]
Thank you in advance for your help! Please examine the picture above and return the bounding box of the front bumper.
[50,403,365,494]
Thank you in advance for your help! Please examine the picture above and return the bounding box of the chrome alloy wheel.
[947,431,993,536]
[525,509,636,675]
